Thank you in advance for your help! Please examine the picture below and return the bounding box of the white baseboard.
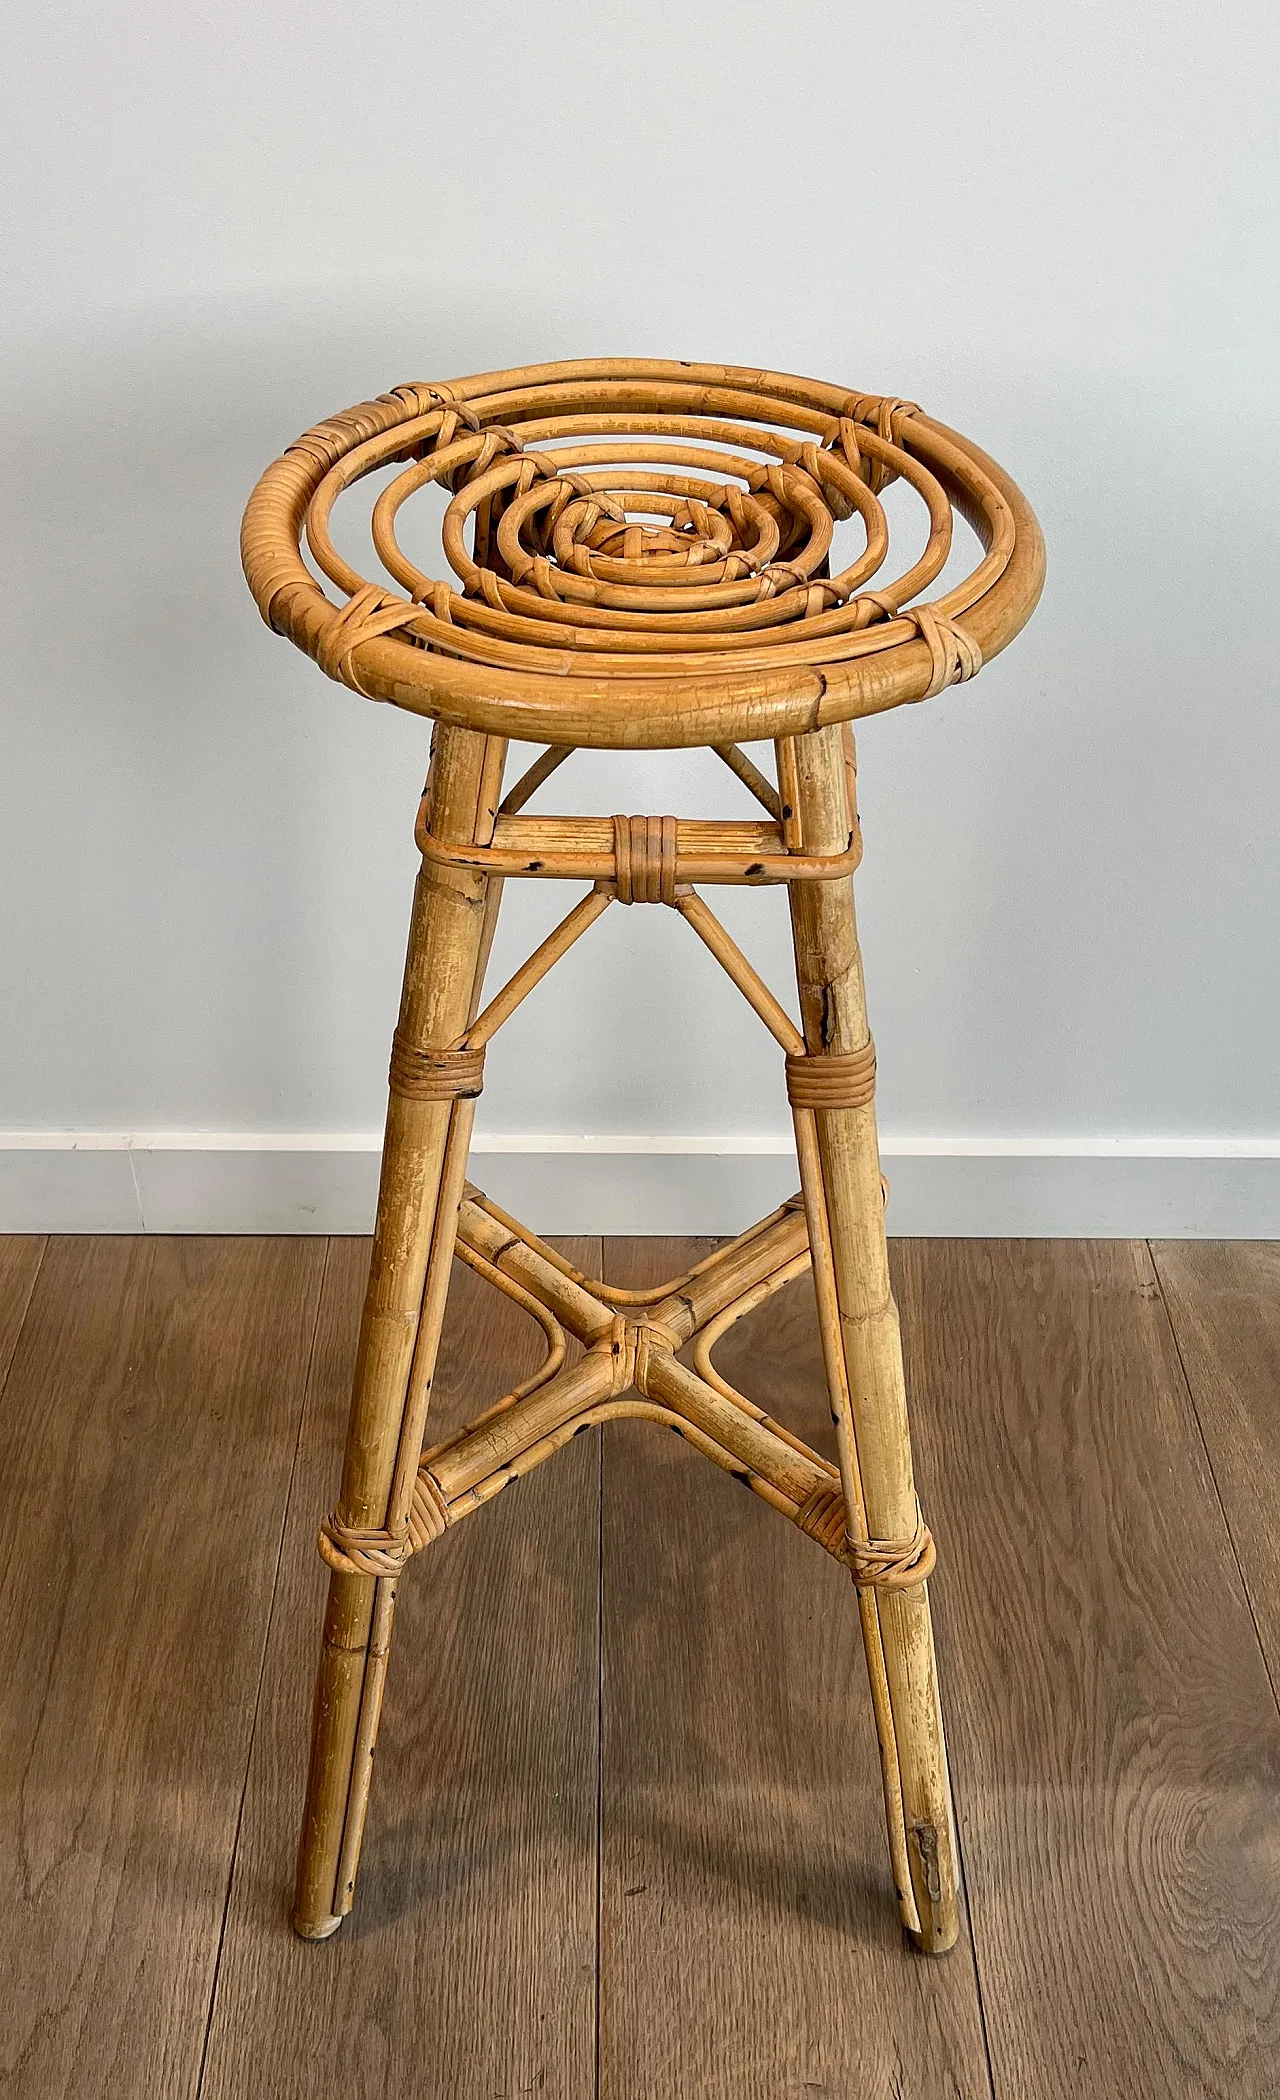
[1,1131,1277,1236]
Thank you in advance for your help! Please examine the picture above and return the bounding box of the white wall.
[2,1,1277,1232]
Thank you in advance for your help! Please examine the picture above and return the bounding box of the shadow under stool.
[241,357,1044,1956]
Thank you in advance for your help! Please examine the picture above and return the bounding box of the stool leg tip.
[907,1911,960,1956]
[292,1907,345,1942]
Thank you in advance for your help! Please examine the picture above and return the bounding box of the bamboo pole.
[416,809,862,888]
[291,722,495,1939]
[784,720,960,1953]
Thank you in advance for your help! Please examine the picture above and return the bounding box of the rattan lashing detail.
[794,1481,935,1588]
[848,1506,937,1590]
[319,1471,450,1578]
[387,1032,485,1101]
[785,1037,876,1109]
[611,813,679,905]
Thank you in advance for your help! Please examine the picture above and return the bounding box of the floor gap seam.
[194,1236,333,2097]
[946,1752,999,2100]
[1146,1238,1280,1721]
[0,1235,49,1404]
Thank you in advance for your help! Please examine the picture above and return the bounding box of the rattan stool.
[242,359,1044,1954]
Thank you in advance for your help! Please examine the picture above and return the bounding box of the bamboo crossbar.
[251,359,1044,1957]
[415,807,862,886]
[412,1193,934,1614]
[422,1193,833,1519]
[457,1186,810,1338]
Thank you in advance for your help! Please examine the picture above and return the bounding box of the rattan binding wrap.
[388,1034,485,1100]
[319,1472,452,1578]
[785,1039,876,1109]
[612,814,680,904]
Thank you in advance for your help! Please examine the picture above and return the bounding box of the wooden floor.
[0,1233,1277,2098]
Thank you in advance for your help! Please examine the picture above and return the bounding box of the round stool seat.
[242,358,1044,750]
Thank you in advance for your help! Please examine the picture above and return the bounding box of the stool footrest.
[415,808,862,886]
[324,1183,937,1595]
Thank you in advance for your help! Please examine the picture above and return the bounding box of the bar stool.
[241,359,1044,1954]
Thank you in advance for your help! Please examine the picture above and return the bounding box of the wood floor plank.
[1150,1241,1280,1691]
[0,1235,326,2100]
[598,1237,993,2100]
[201,1236,603,2100]
[895,1239,1280,2099]
[0,1236,44,1394]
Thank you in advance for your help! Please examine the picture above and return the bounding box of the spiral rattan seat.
[243,358,1043,1966]
[242,358,1042,748]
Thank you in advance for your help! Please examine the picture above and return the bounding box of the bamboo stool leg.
[292,722,498,1939]
[784,722,960,1954]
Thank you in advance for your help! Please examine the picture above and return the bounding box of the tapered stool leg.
[784,723,960,1953]
[292,723,501,1938]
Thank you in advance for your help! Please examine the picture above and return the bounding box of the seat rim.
[241,360,1045,751]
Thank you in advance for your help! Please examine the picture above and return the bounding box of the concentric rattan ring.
[241,359,1044,748]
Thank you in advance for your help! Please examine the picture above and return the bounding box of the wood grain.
[1151,1240,1280,1693]
[0,1235,325,2100]
[894,1238,1280,2099]
[0,1237,43,1395]
[598,1237,991,2100]
[6,1231,1275,2097]
[201,1236,603,2100]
